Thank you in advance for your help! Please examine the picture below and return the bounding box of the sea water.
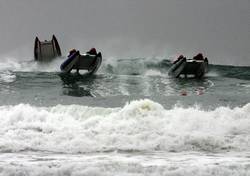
[0,56,249,175]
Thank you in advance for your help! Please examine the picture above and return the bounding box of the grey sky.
[0,0,249,65]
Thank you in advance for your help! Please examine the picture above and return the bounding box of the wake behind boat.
[168,54,209,78]
[60,48,102,74]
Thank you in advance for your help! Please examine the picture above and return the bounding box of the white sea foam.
[0,152,249,176]
[145,69,163,76]
[0,71,16,83]
[0,56,63,72]
[0,99,250,153]
[206,71,220,77]
[101,57,167,76]
[0,56,166,77]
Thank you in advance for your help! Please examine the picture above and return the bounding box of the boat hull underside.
[34,35,61,61]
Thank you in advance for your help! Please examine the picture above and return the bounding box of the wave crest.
[0,100,250,153]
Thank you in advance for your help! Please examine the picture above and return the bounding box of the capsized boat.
[60,49,102,74]
[34,35,61,61]
[168,55,208,78]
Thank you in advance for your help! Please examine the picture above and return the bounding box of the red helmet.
[88,48,97,55]
[178,55,184,58]
[198,53,203,57]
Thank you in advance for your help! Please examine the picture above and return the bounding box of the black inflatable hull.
[34,35,61,61]
[60,51,102,74]
[168,58,208,78]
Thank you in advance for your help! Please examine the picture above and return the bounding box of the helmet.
[69,49,76,53]
[197,53,203,57]
[178,55,184,59]
[88,48,97,55]
[69,49,76,54]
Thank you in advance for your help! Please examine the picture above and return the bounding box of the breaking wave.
[1,56,250,80]
[0,99,250,153]
[0,56,169,76]
[0,56,64,72]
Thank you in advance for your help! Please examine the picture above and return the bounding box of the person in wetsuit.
[193,53,204,60]
[87,48,97,55]
[173,55,186,64]
[68,49,77,57]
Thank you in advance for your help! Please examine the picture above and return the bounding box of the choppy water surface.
[0,57,250,175]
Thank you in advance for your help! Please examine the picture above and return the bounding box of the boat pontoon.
[60,50,102,74]
[168,57,208,78]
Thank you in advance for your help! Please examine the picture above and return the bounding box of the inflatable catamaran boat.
[34,35,61,61]
[60,48,102,74]
[168,54,208,78]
